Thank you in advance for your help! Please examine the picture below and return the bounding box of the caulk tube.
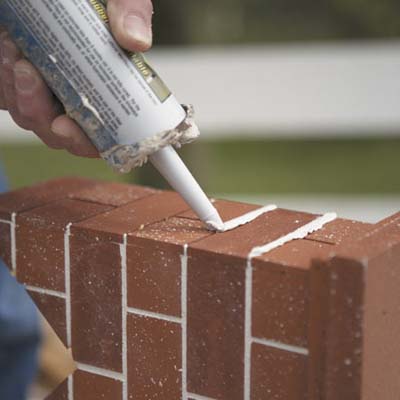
[0,0,223,229]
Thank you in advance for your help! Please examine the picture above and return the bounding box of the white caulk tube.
[0,0,224,229]
[150,147,223,229]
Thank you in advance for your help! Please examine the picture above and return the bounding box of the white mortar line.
[64,222,74,400]
[0,218,11,224]
[181,244,189,400]
[244,258,253,400]
[251,337,309,356]
[186,392,216,400]
[243,212,337,400]
[64,223,72,349]
[127,307,182,324]
[249,212,337,258]
[218,204,277,232]
[76,362,125,382]
[24,285,66,299]
[68,374,73,400]
[11,213,16,274]
[120,234,128,400]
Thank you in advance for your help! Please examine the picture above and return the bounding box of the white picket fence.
[1,40,400,142]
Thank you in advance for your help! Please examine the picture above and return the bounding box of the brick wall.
[0,177,399,400]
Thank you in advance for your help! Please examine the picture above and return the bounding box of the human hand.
[0,0,153,157]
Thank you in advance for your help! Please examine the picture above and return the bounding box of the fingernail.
[124,14,152,47]
[14,65,37,92]
[51,119,65,137]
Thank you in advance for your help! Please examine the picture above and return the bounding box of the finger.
[14,59,64,148]
[0,35,25,123]
[108,0,153,52]
[0,31,8,110]
[51,115,100,158]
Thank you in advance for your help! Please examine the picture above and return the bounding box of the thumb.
[108,0,153,52]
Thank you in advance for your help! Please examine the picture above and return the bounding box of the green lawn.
[1,137,399,194]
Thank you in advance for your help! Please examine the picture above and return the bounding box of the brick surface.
[70,181,156,206]
[311,218,400,400]
[127,217,211,317]
[0,178,398,400]
[70,233,123,372]
[187,209,316,399]
[28,290,67,346]
[73,370,122,399]
[307,218,372,245]
[75,191,190,243]
[45,378,68,400]
[0,221,11,269]
[252,240,334,347]
[251,343,308,400]
[191,208,317,257]
[127,314,182,399]
[187,251,245,400]
[16,199,111,291]
[0,177,96,220]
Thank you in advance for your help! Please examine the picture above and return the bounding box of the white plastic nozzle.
[149,146,224,231]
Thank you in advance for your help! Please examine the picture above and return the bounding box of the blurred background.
[1,0,399,222]
[0,1,399,397]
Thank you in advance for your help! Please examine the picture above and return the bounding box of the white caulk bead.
[150,146,223,230]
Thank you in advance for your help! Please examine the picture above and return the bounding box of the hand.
[0,0,153,157]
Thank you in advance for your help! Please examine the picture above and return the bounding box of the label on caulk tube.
[3,0,186,145]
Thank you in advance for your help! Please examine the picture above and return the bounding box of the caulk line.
[121,234,128,400]
[217,204,277,232]
[127,307,182,324]
[187,392,217,400]
[244,259,253,400]
[11,213,16,274]
[24,285,66,299]
[76,362,124,382]
[64,223,73,348]
[249,212,337,259]
[244,212,337,400]
[252,337,309,356]
[181,244,188,400]
[68,374,73,400]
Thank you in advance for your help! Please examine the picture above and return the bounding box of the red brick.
[45,378,68,400]
[127,314,181,399]
[70,233,122,372]
[252,240,334,347]
[307,218,372,245]
[16,199,111,291]
[127,217,212,317]
[0,221,12,269]
[73,370,122,399]
[312,222,400,400]
[74,191,190,243]
[28,290,67,346]
[186,209,316,399]
[71,181,156,206]
[375,211,400,231]
[191,208,317,257]
[187,251,245,400]
[251,343,307,400]
[362,242,400,400]
[0,177,97,220]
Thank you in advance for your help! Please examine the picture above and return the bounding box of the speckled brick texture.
[0,178,398,400]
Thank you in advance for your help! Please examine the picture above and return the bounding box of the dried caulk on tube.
[0,0,223,230]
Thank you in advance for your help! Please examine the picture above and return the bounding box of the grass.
[1,137,399,194]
